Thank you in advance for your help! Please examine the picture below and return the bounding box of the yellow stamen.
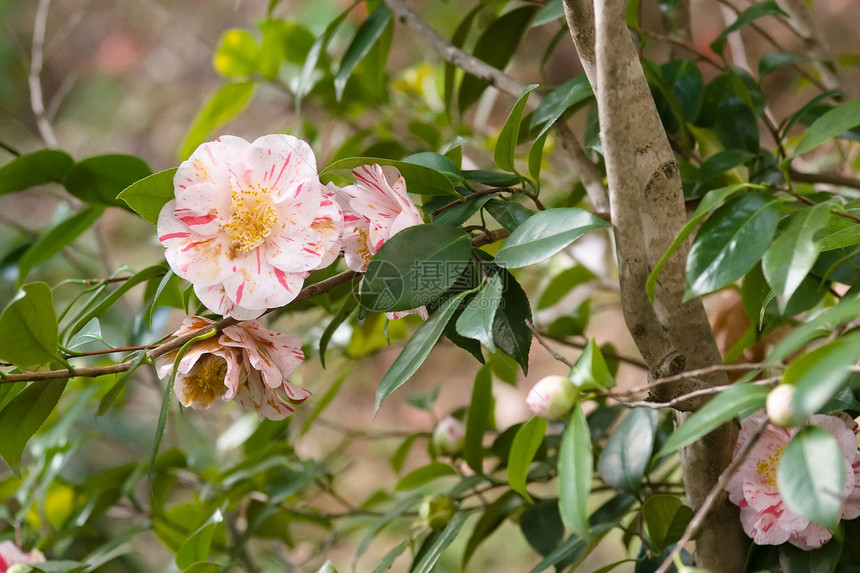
[222,184,278,256]
[182,354,228,408]
[755,445,784,487]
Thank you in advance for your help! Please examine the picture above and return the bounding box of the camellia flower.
[333,164,427,320]
[155,316,310,420]
[725,412,860,549]
[158,134,342,320]
[0,541,45,573]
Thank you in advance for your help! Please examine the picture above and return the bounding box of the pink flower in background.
[158,134,342,320]
[333,164,426,320]
[725,412,860,549]
[333,164,423,273]
[0,541,45,572]
[155,317,310,420]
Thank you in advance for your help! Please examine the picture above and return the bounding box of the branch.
[28,0,59,148]
[382,0,608,213]
[789,168,860,191]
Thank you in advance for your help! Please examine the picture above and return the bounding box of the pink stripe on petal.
[256,249,262,274]
[159,232,191,241]
[273,268,292,292]
[273,153,292,188]
[180,214,217,226]
[235,282,244,304]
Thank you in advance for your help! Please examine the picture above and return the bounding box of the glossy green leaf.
[178,81,255,161]
[778,535,842,573]
[0,282,59,367]
[696,149,756,186]
[491,270,533,373]
[97,351,147,416]
[528,130,550,185]
[642,495,694,552]
[537,265,597,310]
[314,561,338,573]
[528,75,593,139]
[17,206,103,286]
[323,156,459,197]
[659,384,769,456]
[117,168,178,225]
[520,499,565,557]
[597,409,656,494]
[465,365,492,473]
[785,332,860,420]
[458,7,537,112]
[213,29,259,77]
[361,224,471,313]
[714,95,760,153]
[0,379,66,476]
[410,509,475,573]
[333,5,392,100]
[176,510,223,570]
[485,198,535,233]
[710,0,788,54]
[374,290,471,414]
[456,275,503,352]
[817,208,860,251]
[443,6,482,113]
[532,0,563,27]
[258,20,315,75]
[63,154,152,209]
[0,149,74,195]
[647,183,757,301]
[403,152,464,185]
[559,404,591,537]
[395,462,457,491]
[796,98,860,155]
[29,562,87,573]
[778,426,843,530]
[462,490,524,568]
[569,340,614,392]
[685,193,780,299]
[370,540,409,573]
[768,298,860,364]
[508,416,547,501]
[759,51,813,78]
[762,204,830,307]
[495,84,538,174]
[529,534,588,573]
[495,208,611,268]
[296,4,351,106]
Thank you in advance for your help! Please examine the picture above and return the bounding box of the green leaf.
[18,206,104,286]
[685,193,780,299]
[714,95,760,153]
[520,500,565,556]
[495,208,611,268]
[333,5,392,101]
[495,84,538,174]
[63,154,152,209]
[558,404,591,537]
[647,183,757,301]
[465,365,492,473]
[296,4,351,106]
[507,416,547,501]
[458,7,537,112]
[642,495,694,552]
[97,352,147,415]
[528,75,593,139]
[532,0,563,27]
[759,51,813,78]
[462,491,525,568]
[484,198,535,233]
[402,152,464,185]
[213,29,259,77]
[537,265,597,310]
[710,0,788,54]
[29,562,87,573]
[176,510,223,570]
[529,534,588,573]
[762,204,830,307]
[0,379,66,475]
[315,561,338,573]
[528,130,550,185]
[370,540,409,573]
[784,332,860,420]
[361,224,471,313]
[323,156,460,197]
[778,535,842,573]
[491,270,533,373]
[569,340,615,392]
[410,509,475,573]
[796,98,860,155]
[178,82,255,161]
[358,495,420,559]
[0,282,59,367]
[117,168,178,225]
[658,383,769,456]
[768,298,860,364]
[456,275,503,352]
[778,426,843,530]
[696,149,756,186]
[374,290,472,414]
[597,408,656,494]
[0,149,74,195]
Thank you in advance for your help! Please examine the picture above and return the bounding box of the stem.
[29,0,59,148]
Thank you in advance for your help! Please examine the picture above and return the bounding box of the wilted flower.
[432,416,465,456]
[158,134,342,320]
[155,316,310,420]
[0,541,45,572]
[526,375,579,421]
[332,164,423,273]
[725,412,860,550]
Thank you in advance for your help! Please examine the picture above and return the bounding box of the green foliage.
[778,427,844,530]
[179,82,255,160]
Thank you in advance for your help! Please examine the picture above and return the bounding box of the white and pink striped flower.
[725,412,860,550]
[157,134,342,320]
[0,541,45,572]
[155,316,310,420]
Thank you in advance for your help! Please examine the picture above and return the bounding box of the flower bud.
[419,494,457,530]
[432,416,465,456]
[526,375,579,421]
[766,384,798,428]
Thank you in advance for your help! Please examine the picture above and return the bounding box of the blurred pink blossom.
[0,541,45,572]
[155,317,309,420]
[725,412,860,550]
[158,134,342,320]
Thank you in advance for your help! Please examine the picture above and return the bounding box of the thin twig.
[547,335,648,369]
[789,169,860,191]
[654,416,769,573]
[613,376,779,410]
[525,321,575,368]
[29,0,59,148]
